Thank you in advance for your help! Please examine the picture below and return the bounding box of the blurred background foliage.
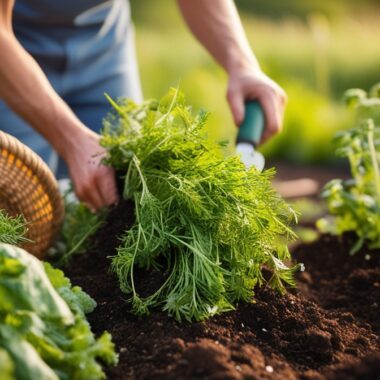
[129,0,380,165]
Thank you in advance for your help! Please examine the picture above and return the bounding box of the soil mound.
[65,203,380,380]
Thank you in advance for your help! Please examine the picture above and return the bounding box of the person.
[0,0,286,211]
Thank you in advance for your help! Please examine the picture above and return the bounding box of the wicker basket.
[0,131,64,259]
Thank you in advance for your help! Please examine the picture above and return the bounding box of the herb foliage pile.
[101,89,300,322]
[318,83,380,254]
[0,210,28,246]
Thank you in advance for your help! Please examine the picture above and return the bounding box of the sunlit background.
[130,0,380,165]
[129,0,380,241]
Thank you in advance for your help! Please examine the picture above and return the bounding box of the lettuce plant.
[101,89,300,322]
[0,243,118,380]
[318,83,380,254]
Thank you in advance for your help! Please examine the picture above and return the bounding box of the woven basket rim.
[0,130,64,258]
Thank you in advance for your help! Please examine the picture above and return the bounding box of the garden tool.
[236,101,265,171]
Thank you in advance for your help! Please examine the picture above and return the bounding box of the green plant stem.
[367,119,380,202]
[62,221,103,261]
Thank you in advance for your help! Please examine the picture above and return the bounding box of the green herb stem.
[367,119,380,201]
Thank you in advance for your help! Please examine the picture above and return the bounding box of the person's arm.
[0,0,118,210]
[177,0,286,143]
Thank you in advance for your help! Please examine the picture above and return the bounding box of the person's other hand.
[227,68,287,144]
[63,129,119,211]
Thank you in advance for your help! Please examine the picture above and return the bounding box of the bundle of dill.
[101,89,300,322]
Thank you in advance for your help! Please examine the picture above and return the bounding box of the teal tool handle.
[237,101,265,147]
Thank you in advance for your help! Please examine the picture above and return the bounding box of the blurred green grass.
[130,0,380,164]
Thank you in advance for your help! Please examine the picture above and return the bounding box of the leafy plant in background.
[48,191,106,266]
[101,89,301,322]
[318,83,380,254]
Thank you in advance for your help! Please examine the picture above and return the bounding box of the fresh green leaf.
[44,262,96,316]
[0,243,117,380]
[0,348,15,380]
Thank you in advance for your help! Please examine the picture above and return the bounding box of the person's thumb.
[227,86,245,126]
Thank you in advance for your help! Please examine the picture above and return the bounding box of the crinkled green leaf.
[44,263,96,316]
[0,244,73,321]
[0,326,58,380]
[0,243,117,380]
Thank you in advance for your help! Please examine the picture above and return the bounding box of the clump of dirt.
[65,202,380,380]
[320,355,380,380]
[294,233,380,334]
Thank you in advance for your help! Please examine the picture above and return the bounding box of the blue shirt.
[14,0,116,27]
[4,0,141,176]
[12,0,131,70]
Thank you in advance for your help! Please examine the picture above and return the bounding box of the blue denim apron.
[1,0,142,176]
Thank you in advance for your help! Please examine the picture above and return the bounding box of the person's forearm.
[178,0,287,140]
[0,25,89,160]
[177,0,259,74]
[0,1,118,210]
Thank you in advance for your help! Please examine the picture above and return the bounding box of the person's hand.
[63,129,119,211]
[226,67,287,144]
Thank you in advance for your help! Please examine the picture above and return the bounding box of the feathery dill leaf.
[0,210,28,245]
[101,88,300,321]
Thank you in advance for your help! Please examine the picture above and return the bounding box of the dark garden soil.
[65,201,380,380]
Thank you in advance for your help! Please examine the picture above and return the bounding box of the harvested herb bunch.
[101,89,300,322]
